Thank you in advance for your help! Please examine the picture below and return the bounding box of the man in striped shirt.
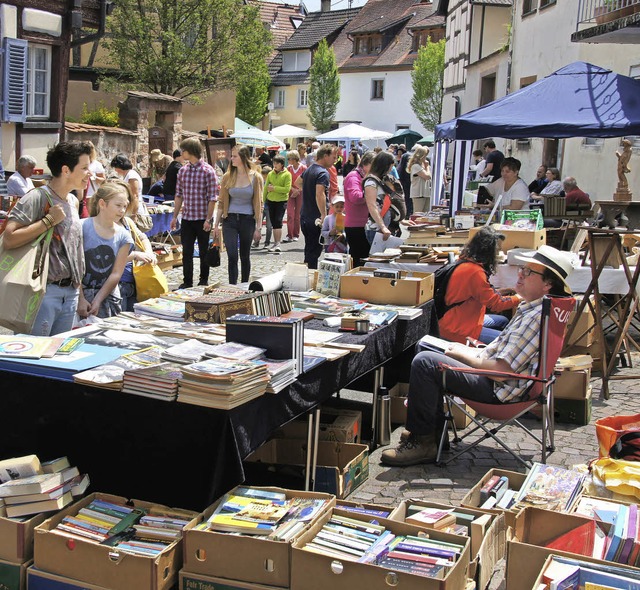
[170,138,219,288]
[382,246,575,467]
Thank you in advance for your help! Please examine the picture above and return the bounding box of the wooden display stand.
[565,228,640,398]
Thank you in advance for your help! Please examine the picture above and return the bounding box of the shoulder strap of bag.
[363,174,392,217]
[124,216,145,251]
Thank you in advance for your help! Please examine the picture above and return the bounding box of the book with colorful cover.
[515,463,585,512]
[0,335,62,359]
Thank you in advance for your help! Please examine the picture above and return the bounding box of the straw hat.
[513,245,576,293]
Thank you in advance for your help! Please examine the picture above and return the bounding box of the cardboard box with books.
[33,492,198,590]
[339,267,434,306]
[470,227,546,252]
[390,500,506,590]
[178,571,282,590]
[0,558,30,590]
[0,512,47,565]
[460,468,528,530]
[182,486,335,588]
[506,506,640,590]
[243,440,369,499]
[531,553,640,590]
[290,507,470,590]
[273,407,362,444]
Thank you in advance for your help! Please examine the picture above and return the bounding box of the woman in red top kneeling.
[439,227,521,344]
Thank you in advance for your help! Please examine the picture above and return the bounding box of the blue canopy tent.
[433,62,640,213]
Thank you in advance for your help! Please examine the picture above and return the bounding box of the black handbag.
[206,242,221,267]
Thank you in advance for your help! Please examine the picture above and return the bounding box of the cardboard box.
[470,227,546,252]
[0,512,46,564]
[0,558,30,590]
[244,440,369,499]
[183,487,334,588]
[554,368,591,399]
[26,567,109,590]
[554,386,593,425]
[564,295,596,348]
[450,399,477,429]
[179,571,281,590]
[34,492,197,590]
[339,267,434,306]
[506,507,638,590]
[291,509,470,590]
[530,553,640,590]
[390,500,506,590]
[274,408,362,444]
[460,468,527,530]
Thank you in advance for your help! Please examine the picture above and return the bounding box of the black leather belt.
[49,278,73,287]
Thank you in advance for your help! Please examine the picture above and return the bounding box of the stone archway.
[118,91,183,176]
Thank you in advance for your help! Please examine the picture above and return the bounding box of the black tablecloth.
[0,301,434,511]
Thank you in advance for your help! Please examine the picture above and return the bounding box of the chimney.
[321,0,331,12]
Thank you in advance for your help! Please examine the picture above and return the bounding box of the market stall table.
[0,303,434,510]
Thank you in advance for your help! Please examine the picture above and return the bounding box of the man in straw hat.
[382,245,576,467]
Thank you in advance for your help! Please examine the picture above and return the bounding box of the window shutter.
[2,38,27,123]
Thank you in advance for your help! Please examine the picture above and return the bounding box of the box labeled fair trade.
[0,511,46,564]
[183,487,334,588]
[506,507,637,590]
[390,500,505,590]
[274,407,362,443]
[34,492,197,590]
[291,509,470,590]
[244,440,369,499]
[26,567,109,590]
[179,571,282,590]
[461,468,527,530]
[339,267,434,306]
[0,558,30,590]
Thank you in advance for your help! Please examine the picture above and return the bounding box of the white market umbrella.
[230,128,286,150]
[316,123,377,142]
[270,124,316,139]
[362,129,393,141]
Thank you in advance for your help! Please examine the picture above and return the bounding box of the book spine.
[479,475,501,504]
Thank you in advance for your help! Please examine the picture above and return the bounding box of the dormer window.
[354,34,383,55]
[411,28,444,52]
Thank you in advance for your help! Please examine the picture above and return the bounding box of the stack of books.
[121,362,184,401]
[0,334,84,359]
[0,456,89,518]
[177,357,270,409]
[133,297,186,321]
[225,314,304,376]
[207,341,267,361]
[260,357,297,394]
[50,497,193,557]
[204,487,329,541]
[300,515,465,579]
[513,462,585,512]
[160,339,221,363]
[73,345,164,390]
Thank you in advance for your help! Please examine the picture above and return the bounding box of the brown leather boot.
[381,435,438,466]
[401,429,450,451]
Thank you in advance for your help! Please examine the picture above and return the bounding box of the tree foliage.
[235,60,271,126]
[410,39,446,131]
[308,39,340,133]
[103,0,272,100]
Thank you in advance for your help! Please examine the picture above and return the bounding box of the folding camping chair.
[435,295,576,468]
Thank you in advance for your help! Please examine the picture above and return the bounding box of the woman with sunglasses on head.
[438,227,521,345]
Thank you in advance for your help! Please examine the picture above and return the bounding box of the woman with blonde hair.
[407,146,432,213]
[213,145,263,284]
[78,181,134,318]
[114,180,158,311]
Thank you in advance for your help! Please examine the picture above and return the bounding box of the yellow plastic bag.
[591,457,640,501]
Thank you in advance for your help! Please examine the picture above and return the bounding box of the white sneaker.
[267,244,275,252]
[282,237,293,243]
[274,246,281,254]
[292,237,299,242]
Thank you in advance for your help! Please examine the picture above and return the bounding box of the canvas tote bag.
[126,217,168,301]
[0,205,54,333]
